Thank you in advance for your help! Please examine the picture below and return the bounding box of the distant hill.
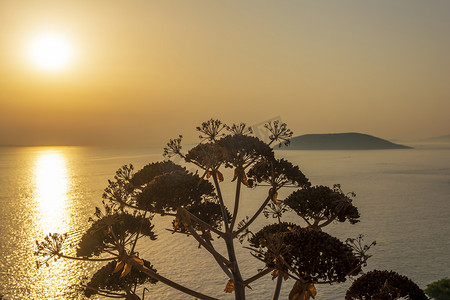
[424,134,450,142]
[276,133,412,150]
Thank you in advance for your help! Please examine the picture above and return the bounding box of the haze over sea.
[0,144,449,299]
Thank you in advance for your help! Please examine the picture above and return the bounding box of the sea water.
[0,145,449,299]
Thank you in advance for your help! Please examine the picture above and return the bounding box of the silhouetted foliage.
[249,222,302,248]
[102,164,136,207]
[185,142,227,170]
[173,201,231,233]
[285,185,360,230]
[130,160,186,186]
[227,123,253,136]
[263,200,290,222]
[84,260,157,298]
[35,232,71,267]
[345,270,428,300]
[264,120,293,147]
[197,119,228,142]
[345,235,376,268]
[425,277,450,300]
[77,212,156,258]
[251,227,361,283]
[217,134,274,168]
[163,135,183,158]
[247,158,310,188]
[136,170,215,214]
[35,118,426,300]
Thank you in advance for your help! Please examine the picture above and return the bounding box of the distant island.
[424,134,450,142]
[276,133,412,150]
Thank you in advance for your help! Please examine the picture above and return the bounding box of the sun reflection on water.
[3,147,118,298]
[30,149,89,299]
[34,150,70,234]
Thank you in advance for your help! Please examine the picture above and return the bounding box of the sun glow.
[27,32,74,71]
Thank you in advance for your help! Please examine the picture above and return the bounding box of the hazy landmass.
[423,134,450,142]
[404,134,450,149]
[277,133,412,150]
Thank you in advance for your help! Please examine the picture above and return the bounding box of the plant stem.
[272,273,283,300]
[224,233,245,300]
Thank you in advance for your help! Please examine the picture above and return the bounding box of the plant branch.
[204,235,233,279]
[234,195,271,237]
[59,254,117,262]
[298,215,312,227]
[185,225,233,269]
[109,227,125,256]
[128,257,219,300]
[243,268,273,286]
[229,174,242,232]
[83,285,126,297]
[212,173,230,232]
[184,209,224,237]
[319,215,337,228]
[131,211,147,254]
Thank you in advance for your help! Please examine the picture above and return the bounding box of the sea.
[0,144,449,299]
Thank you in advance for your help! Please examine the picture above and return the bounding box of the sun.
[27,32,74,71]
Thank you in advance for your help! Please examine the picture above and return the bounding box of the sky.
[1,0,449,146]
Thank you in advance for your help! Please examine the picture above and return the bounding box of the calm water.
[0,145,449,299]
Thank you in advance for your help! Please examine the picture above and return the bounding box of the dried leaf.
[132,255,149,270]
[216,171,224,182]
[289,282,317,300]
[241,173,249,186]
[291,292,301,300]
[132,256,144,266]
[206,171,212,179]
[224,279,234,293]
[172,217,181,234]
[272,192,278,204]
[289,280,306,300]
[125,293,140,300]
[120,263,132,278]
[271,269,279,280]
[308,284,317,298]
[113,260,125,273]
[178,208,192,227]
[269,188,278,204]
[231,168,239,182]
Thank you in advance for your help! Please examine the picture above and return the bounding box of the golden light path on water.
[31,149,85,299]
[34,150,69,233]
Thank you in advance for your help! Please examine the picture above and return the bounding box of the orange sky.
[1,1,449,146]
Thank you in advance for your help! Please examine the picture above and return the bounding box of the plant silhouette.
[35,119,427,299]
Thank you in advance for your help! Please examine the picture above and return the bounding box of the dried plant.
[35,119,425,300]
